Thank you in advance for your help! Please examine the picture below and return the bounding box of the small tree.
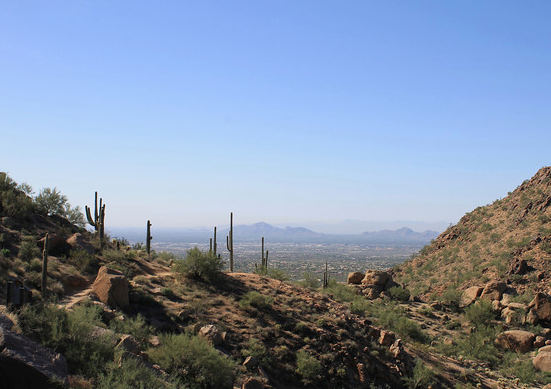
[34,187,85,227]
[174,247,224,283]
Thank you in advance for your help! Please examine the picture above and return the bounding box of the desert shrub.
[241,338,271,365]
[403,359,435,389]
[267,268,290,281]
[18,303,114,378]
[350,296,371,315]
[324,279,356,302]
[0,172,35,220]
[109,313,151,343]
[389,286,411,302]
[34,187,85,227]
[148,333,235,389]
[239,291,273,310]
[96,358,176,389]
[161,287,175,298]
[455,325,499,364]
[67,249,96,272]
[438,287,462,311]
[19,235,40,261]
[465,300,495,327]
[173,247,223,283]
[298,272,320,289]
[295,350,322,384]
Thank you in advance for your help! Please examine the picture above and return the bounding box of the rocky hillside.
[394,166,551,299]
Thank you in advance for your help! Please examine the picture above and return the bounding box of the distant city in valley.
[110,221,439,281]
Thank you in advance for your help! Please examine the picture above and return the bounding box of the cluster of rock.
[347,270,399,299]
[461,281,551,326]
[461,281,551,372]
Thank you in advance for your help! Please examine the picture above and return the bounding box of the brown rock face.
[495,330,535,353]
[92,266,129,308]
[362,270,390,286]
[66,233,95,255]
[481,281,507,301]
[198,325,223,346]
[460,286,483,307]
[0,326,68,387]
[348,272,365,284]
[533,352,551,372]
[529,293,551,322]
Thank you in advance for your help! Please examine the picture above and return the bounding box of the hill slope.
[394,166,551,298]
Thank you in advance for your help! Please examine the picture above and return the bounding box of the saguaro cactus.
[213,227,217,257]
[42,233,49,299]
[323,261,329,289]
[261,237,269,270]
[226,212,234,272]
[85,191,105,246]
[146,220,153,259]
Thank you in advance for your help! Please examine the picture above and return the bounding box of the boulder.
[242,377,270,389]
[63,274,87,288]
[92,266,129,308]
[243,356,258,371]
[0,326,68,387]
[500,307,516,325]
[379,330,395,347]
[38,234,71,256]
[115,335,140,355]
[534,336,547,349]
[525,309,540,325]
[508,258,528,276]
[198,325,223,346]
[66,233,95,255]
[460,286,483,307]
[362,270,390,286]
[362,287,380,300]
[481,281,507,301]
[348,272,364,284]
[533,351,551,372]
[0,312,14,331]
[529,293,551,322]
[495,330,535,353]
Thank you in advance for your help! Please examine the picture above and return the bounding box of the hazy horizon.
[2,2,550,229]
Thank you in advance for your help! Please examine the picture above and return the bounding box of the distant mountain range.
[110,222,439,244]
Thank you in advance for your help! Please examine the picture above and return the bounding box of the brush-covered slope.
[394,166,551,298]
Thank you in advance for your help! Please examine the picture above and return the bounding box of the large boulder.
[66,233,95,255]
[198,325,223,346]
[347,272,364,284]
[460,286,483,307]
[495,330,535,353]
[362,270,390,286]
[38,234,71,256]
[533,351,551,372]
[529,293,551,322]
[0,326,68,388]
[480,281,507,301]
[92,266,129,308]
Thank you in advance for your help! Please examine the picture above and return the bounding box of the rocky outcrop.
[198,324,224,346]
[92,266,129,308]
[480,281,507,301]
[347,272,364,284]
[0,325,68,388]
[533,350,551,372]
[460,286,483,307]
[495,330,535,353]
[66,232,95,255]
[362,270,390,286]
[529,293,551,322]
[358,270,399,300]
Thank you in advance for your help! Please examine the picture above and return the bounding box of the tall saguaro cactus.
[85,191,105,247]
[42,233,49,299]
[261,237,269,270]
[213,227,217,257]
[323,261,329,289]
[226,212,234,272]
[146,220,153,259]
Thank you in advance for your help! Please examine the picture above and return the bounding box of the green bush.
[239,291,273,310]
[438,287,462,311]
[465,300,495,327]
[324,279,356,302]
[173,247,223,283]
[109,313,151,343]
[34,187,85,227]
[402,359,435,389]
[148,333,235,389]
[0,172,35,220]
[298,272,320,289]
[19,236,40,261]
[267,268,290,281]
[18,303,115,378]
[295,350,322,384]
[96,358,176,389]
[455,325,499,364]
[389,286,411,302]
[241,338,271,365]
[67,249,96,272]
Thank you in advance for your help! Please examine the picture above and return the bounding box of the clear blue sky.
[1,1,550,229]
